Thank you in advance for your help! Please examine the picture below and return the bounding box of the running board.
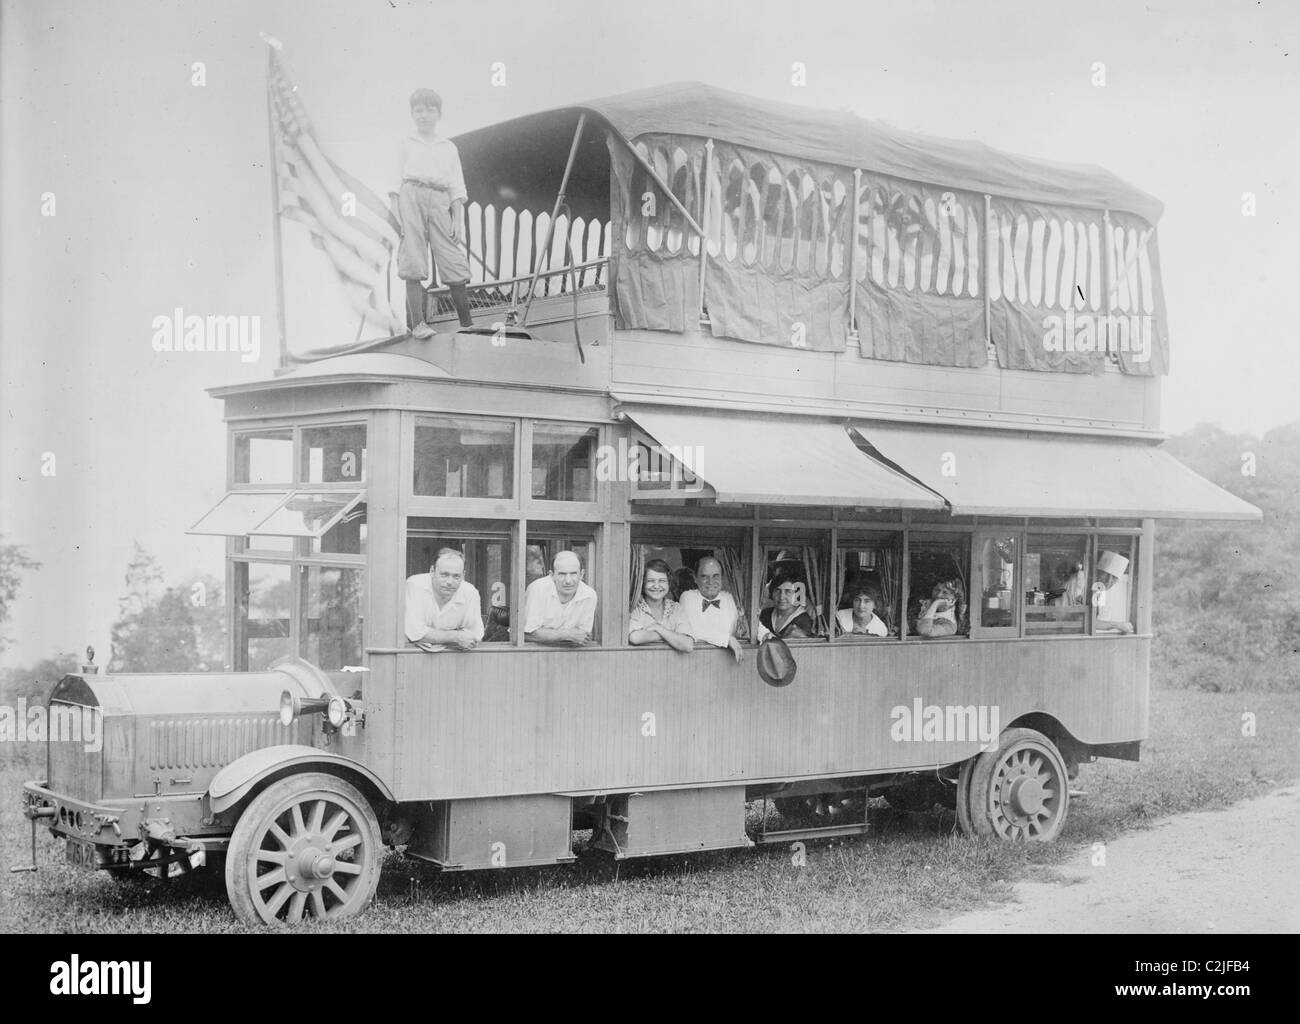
[756,823,869,844]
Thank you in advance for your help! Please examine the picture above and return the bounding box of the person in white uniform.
[523,550,598,646]
[1092,550,1134,634]
[404,550,485,652]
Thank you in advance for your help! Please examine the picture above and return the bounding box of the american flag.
[267,43,405,337]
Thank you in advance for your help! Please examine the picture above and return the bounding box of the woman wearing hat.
[1092,550,1133,633]
[759,578,816,639]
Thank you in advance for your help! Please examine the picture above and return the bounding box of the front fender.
[209,745,396,813]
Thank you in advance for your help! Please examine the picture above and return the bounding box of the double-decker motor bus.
[22,82,1260,926]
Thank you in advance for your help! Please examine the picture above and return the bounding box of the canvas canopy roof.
[454,80,1163,223]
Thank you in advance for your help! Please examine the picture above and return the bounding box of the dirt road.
[921,787,1300,933]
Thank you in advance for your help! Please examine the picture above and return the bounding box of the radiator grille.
[148,716,297,771]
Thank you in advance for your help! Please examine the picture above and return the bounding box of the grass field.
[2,687,1296,934]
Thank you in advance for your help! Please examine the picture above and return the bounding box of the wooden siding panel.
[369,638,1149,801]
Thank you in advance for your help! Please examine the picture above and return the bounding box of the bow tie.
[702,598,722,610]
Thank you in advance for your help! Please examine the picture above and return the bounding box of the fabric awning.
[623,407,943,509]
[851,423,1261,520]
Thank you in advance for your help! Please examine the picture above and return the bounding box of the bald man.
[404,551,484,652]
[523,550,598,646]
[679,557,744,662]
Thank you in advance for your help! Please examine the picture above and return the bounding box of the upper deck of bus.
[230,81,1173,434]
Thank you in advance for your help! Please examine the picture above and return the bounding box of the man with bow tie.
[679,557,744,662]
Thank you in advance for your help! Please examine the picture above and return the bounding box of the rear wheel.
[224,772,383,926]
[967,728,1069,841]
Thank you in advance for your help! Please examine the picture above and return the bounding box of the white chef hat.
[1097,550,1129,576]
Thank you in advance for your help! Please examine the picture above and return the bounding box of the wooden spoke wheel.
[225,773,382,926]
[967,728,1069,842]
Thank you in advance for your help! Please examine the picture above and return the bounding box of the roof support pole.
[266,47,289,372]
[521,112,587,327]
[697,138,714,327]
[848,169,862,347]
[983,194,994,364]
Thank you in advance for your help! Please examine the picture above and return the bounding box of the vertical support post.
[848,169,862,346]
[749,510,763,644]
[521,113,587,327]
[266,48,289,371]
[827,525,839,644]
[983,194,994,364]
[697,138,714,326]
[1137,518,1154,636]
[900,517,911,640]
[512,518,528,647]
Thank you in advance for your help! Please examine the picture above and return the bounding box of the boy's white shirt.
[398,133,467,203]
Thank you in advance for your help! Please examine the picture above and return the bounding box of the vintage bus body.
[23,82,1259,924]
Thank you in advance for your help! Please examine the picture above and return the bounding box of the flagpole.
[266,44,290,371]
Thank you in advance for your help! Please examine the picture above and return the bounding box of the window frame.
[833,528,905,642]
[405,517,517,648]
[626,525,753,651]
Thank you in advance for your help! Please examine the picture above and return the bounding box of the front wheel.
[224,772,383,926]
[967,728,1070,841]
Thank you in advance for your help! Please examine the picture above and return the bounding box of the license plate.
[65,837,98,870]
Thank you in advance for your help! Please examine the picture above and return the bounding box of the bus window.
[907,535,970,638]
[234,428,292,485]
[628,541,750,641]
[836,536,902,637]
[530,424,598,502]
[300,566,364,669]
[407,526,513,643]
[1093,538,1137,635]
[234,561,292,670]
[301,424,366,483]
[976,534,1019,632]
[1025,534,1089,635]
[525,534,598,644]
[761,543,828,637]
[414,417,515,499]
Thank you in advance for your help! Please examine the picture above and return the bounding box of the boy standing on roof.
[398,88,475,337]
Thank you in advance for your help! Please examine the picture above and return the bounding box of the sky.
[2,0,1298,668]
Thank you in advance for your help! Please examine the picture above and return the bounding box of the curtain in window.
[715,545,750,640]
[800,546,828,635]
[877,546,901,634]
[627,544,648,610]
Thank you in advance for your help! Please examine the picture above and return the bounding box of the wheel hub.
[1008,775,1045,816]
[285,838,336,889]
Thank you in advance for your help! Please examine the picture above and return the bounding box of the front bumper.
[22,780,136,846]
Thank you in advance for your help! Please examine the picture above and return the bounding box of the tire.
[224,772,383,926]
[967,728,1069,842]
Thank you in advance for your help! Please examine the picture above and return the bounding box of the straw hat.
[757,637,797,687]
